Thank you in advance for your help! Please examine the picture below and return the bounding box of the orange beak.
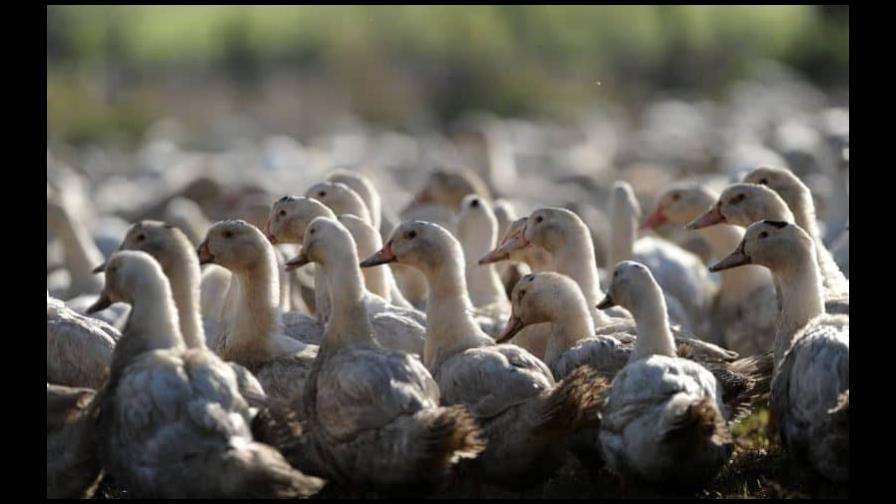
[687,203,726,230]
[360,242,397,267]
[641,206,668,230]
[197,239,215,265]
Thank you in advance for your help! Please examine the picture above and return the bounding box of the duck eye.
[309,228,316,235]
[535,216,544,224]
[671,193,680,201]
[730,194,745,205]
[135,234,145,242]
[759,231,769,239]
[758,178,768,185]
[614,270,619,278]
[223,231,233,239]
[278,209,286,217]
[470,199,479,208]
[318,191,327,198]
[519,289,527,297]
[407,230,417,239]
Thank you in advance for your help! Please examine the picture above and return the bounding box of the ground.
[93,406,848,499]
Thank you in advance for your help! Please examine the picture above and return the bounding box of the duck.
[47,199,130,327]
[830,223,848,278]
[687,182,849,315]
[607,181,713,332]
[198,220,318,412]
[642,184,777,355]
[497,272,771,419]
[93,220,268,407]
[595,261,733,488]
[47,383,102,498]
[47,291,118,389]
[360,220,606,491]
[326,169,383,232]
[284,217,425,356]
[311,177,425,308]
[86,250,325,498]
[743,166,850,297]
[458,197,550,358]
[281,217,484,491]
[710,220,848,483]
[267,195,426,327]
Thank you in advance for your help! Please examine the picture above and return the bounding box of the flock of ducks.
[48,109,849,497]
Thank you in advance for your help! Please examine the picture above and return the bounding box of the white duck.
[198,220,318,412]
[643,184,778,355]
[94,220,267,406]
[497,272,771,418]
[284,217,426,356]
[87,251,325,498]
[458,197,550,359]
[267,195,426,327]
[744,165,850,297]
[308,178,418,307]
[688,182,849,315]
[710,220,848,483]
[47,199,130,327]
[360,220,606,491]
[326,169,383,232]
[608,181,713,332]
[456,194,509,309]
[596,261,733,488]
[283,217,484,491]
[47,291,118,389]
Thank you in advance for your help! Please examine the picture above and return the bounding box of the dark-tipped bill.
[92,262,107,274]
[86,293,112,314]
[360,243,396,267]
[686,204,725,230]
[596,294,616,310]
[709,245,751,272]
[495,315,525,344]
[285,253,311,271]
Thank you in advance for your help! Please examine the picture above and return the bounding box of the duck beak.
[92,262,107,274]
[641,206,668,230]
[596,294,616,310]
[478,247,509,265]
[360,242,397,267]
[197,239,215,265]
[495,315,525,344]
[709,242,751,272]
[86,293,112,314]
[479,232,529,265]
[285,252,310,271]
[686,203,725,230]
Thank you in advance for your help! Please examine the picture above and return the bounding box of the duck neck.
[698,224,774,303]
[628,284,677,361]
[123,279,186,357]
[551,226,609,324]
[462,231,507,307]
[319,249,376,352]
[609,211,636,270]
[165,256,207,350]
[229,252,280,354]
[422,259,491,370]
[788,190,822,241]
[544,300,595,365]
[772,251,825,368]
[55,212,104,294]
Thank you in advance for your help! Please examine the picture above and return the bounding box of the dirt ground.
[94,408,848,499]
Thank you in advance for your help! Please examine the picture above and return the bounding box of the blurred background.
[47,5,847,148]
